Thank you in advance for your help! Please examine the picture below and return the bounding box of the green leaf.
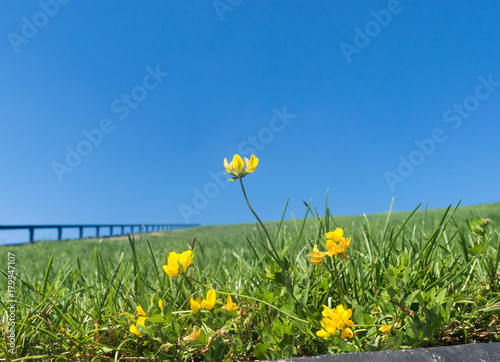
[408,321,419,339]
[469,243,483,256]
[147,314,165,324]
[254,343,269,360]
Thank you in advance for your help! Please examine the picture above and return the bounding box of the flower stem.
[239,178,273,248]
[185,275,309,324]
[238,178,318,325]
[332,256,346,308]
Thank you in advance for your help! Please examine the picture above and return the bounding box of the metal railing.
[0,224,200,243]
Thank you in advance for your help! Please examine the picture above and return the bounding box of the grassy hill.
[1,201,498,279]
[1,200,499,360]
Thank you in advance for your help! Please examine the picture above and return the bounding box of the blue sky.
[1,1,499,243]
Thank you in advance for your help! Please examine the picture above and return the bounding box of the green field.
[1,200,499,360]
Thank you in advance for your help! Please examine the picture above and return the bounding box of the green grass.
[1,199,499,361]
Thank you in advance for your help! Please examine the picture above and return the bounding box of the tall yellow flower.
[159,299,164,311]
[201,289,216,310]
[222,295,239,312]
[307,245,329,265]
[224,154,259,180]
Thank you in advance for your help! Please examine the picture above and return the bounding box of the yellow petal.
[232,154,244,174]
[190,297,201,314]
[137,316,147,327]
[326,228,343,242]
[159,300,163,311]
[224,158,234,174]
[136,305,147,317]
[180,250,193,270]
[201,289,216,310]
[316,329,331,338]
[325,239,340,256]
[222,295,239,312]
[130,325,141,336]
[163,263,178,277]
[167,252,179,265]
[183,328,201,341]
[379,325,392,333]
[244,154,259,173]
[341,327,353,339]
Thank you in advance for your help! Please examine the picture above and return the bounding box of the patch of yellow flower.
[224,154,259,180]
[308,228,352,265]
[163,250,193,277]
[316,305,354,339]
[222,295,239,312]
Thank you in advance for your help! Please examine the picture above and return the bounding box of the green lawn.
[2,201,498,278]
[1,200,499,360]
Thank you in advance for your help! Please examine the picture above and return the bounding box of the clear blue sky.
[1,1,499,243]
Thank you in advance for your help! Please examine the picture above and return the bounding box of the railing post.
[110,226,113,237]
[29,227,34,243]
[57,227,62,241]
[79,226,83,239]
[96,226,100,238]
[121,226,124,235]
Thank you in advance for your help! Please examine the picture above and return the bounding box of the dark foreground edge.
[271,343,500,362]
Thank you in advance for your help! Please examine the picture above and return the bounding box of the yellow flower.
[162,250,194,277]
[201,289,216,310]
[325,228,351,258]
[190,297,202,314]
[316,304,355,339]
[224,154,259,180]
[130,316,147,336]
[379,324,392,334]
[163,251,180,277]
[179,250,193,270]
[183,328,201,341]
[222,295,239,312]
[159,300,164,311]
[307,245,328,265]
[137,305,147,317]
